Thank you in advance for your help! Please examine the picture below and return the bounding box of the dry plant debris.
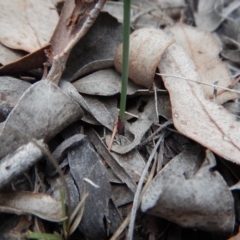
[0,0,240,240]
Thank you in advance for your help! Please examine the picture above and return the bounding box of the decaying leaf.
[110,97,158,154]
[0,43,24,66]
[0,191,64,222]
[73,69,139,96]
[141,150,235,234]
[0,44,50,75]
[62,12,123,81]
[0,77,30,118]
[87,128,137,193]
[46,0,106,85]
[0,0,58,52]
[68,136,112,239]
[110,138,146,182]
[194,0,223,32]
[114,28,174,89]
[0,80,83,159]
[165,23,238,104]
[117,27,240,163]
[159,42,240,163]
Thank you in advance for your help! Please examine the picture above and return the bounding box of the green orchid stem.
[118,0,131,134]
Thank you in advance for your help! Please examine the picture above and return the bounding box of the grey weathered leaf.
[110,97,158,154]
[0,77,31,118]
[62,12,123,81]
[0,191,64,222]
[0,80,83,159]
[68,136,111,240]
[87,128,137,193]
[142,149,235,233]
[73,69,139,96]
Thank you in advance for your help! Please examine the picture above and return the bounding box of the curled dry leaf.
[114,28,174,89]
[141,149,235,233]
[0,191,64,222]
[165,23,239,104]
[0,80,83,159]
[0,0,58,52]
[122,27,240,163]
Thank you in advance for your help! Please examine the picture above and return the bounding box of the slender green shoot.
[119,0,131,123]
[27,232,64,240]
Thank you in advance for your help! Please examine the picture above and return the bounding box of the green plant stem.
[119,0,131,122]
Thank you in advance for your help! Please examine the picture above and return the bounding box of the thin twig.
[126,135,164,240]
[157,73,240,95]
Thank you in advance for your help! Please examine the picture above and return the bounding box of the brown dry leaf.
[45,0,106,85]
[116,28,240,163]
[0,191,64,222]
[165,23,239,104]
[114,28,174,89]
[0,44,50,75]
[159,42,240,163]
[0,0,58,52]
[48,0,106,63]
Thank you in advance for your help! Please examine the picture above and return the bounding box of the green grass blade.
[27,232,64,240]
[119,0,131,122]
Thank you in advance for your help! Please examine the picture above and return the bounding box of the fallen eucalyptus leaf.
[112,185,134,207]
[142,150,235,234]
[0,0,58,52]
[159,42,240,163]
[68,136,111,240]
[73,69,139,96]
[0,43,24,65]
[194,0,223,32]
[114,28,174,89]
[0,80,83,159]
[81,94,118,130]
[165,23,239,104]
[0,44,50,75]
[46,0,106,85]
[0,191,64,222]
[48,174,80,213]
[110,97,158,154]
[0,77,31,118]
[63,12,122,81]
[86,128,137,193]
[117,27,240,162]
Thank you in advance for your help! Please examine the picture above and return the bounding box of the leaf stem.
[119,0,131,123]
